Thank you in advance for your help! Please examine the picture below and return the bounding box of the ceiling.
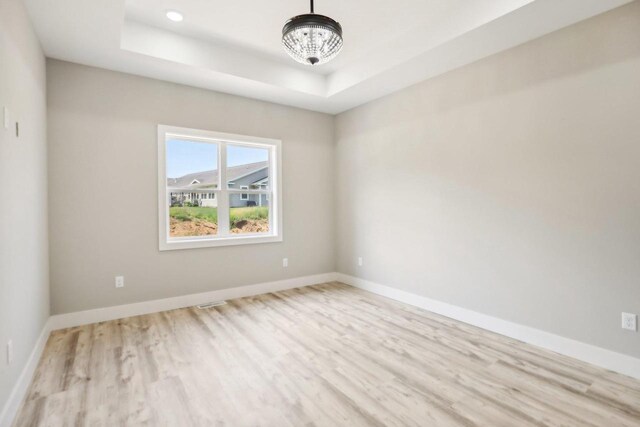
[25,0,633,114]
[124,0,529,75]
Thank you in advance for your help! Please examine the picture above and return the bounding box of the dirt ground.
[230,219,269,234]
[170,218,269,237]
[170,218,217,237]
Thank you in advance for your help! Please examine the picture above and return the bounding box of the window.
[158,125,282,250]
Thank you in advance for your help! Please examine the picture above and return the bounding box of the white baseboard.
[337,273,640,380]
[49,272,338,331]
[0,318,53,427]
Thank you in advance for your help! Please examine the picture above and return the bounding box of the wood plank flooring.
[14,282,640,426]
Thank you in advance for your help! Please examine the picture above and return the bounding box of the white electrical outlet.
[115,276,124,288]
[358,257,363,267]
[282,258,288,268]
[622,312,637,331]
[7,340,13,365]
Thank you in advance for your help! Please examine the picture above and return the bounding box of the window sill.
[159,233,282,251]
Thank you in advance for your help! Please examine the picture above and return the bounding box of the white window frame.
[158,125,283,250]
[240,186,249,200]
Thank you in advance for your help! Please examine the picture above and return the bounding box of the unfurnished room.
[1,0,640,425]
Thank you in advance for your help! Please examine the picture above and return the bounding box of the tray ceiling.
[25,0,633,113]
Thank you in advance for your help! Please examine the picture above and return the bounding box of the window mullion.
[218,142,230,236]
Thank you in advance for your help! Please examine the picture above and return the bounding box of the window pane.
[230,198,270,234]
[166,139,219,191]
[226,145,269,191]
[168,191,218,237]
[166,139,219,238]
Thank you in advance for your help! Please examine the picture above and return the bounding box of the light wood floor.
[15,282,640,426]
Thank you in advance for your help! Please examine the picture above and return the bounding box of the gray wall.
[335,2,640,358]
[0,0,49,412]
[47,60,335,314]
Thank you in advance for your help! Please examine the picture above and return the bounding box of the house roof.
[167,161,268,189]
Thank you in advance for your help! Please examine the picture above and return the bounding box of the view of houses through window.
[165,137,271,238]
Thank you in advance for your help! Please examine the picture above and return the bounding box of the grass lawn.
[229,206,268,226]
[170,206,218,223]
[170,206,268,228]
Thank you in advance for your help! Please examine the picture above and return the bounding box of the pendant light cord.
[310,0,314,14]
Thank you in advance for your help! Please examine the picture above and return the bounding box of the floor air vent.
[196,301,227,309]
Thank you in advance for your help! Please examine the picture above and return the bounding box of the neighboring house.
[168,161,269,208]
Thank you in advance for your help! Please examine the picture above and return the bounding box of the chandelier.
[282,0,343,65]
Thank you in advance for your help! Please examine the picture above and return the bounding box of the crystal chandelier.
[282,0,343,65]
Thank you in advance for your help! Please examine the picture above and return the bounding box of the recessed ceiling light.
[166,10,184,22]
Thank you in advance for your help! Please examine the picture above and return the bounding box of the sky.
[166,139,268,178]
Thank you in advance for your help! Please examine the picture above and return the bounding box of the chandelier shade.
[282,1,343,65]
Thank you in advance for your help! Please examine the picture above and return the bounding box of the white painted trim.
[337,273,640,380]
[0,318,52,427]
[49,273,336,331]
